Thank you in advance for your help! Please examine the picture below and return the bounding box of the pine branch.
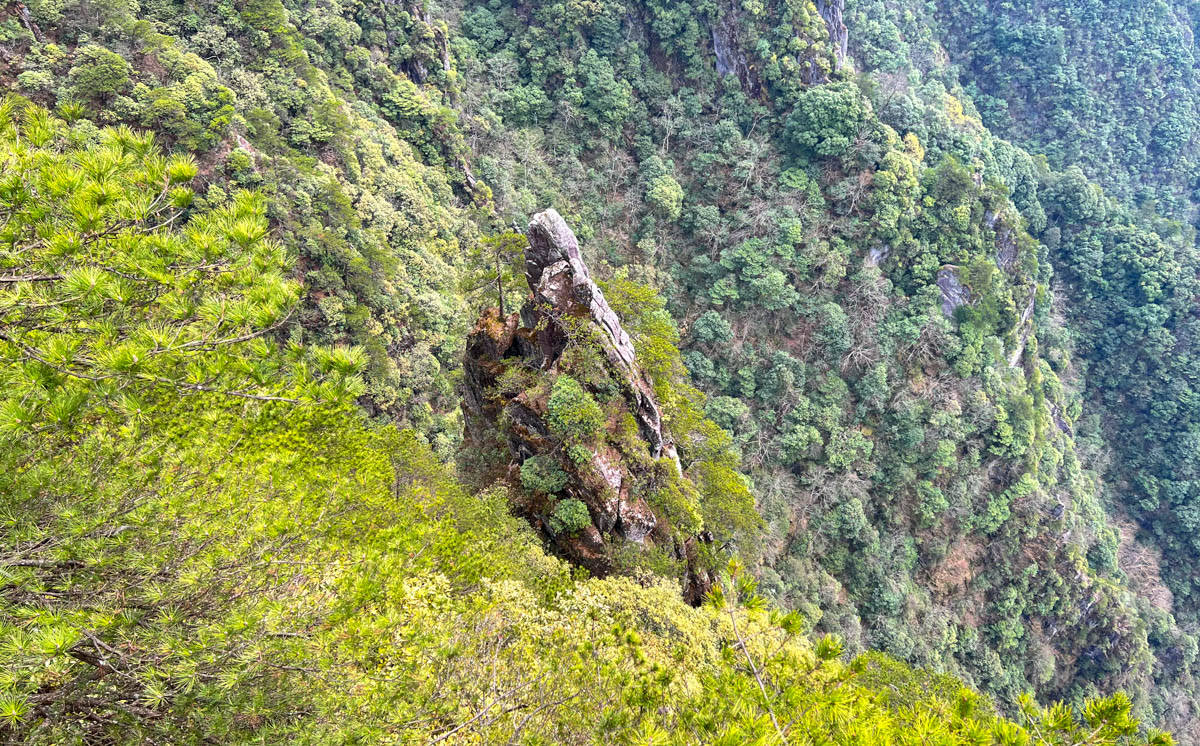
[0,273,63,283]
[727,601,787,743]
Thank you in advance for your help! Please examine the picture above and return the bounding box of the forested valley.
[2,0,1200,741]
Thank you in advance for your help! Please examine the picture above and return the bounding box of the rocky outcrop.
[712,2,756,91]
[523,210,678,465]
[16,3,43,43]
[1007,286,1038,368]
[816,0,849,70]
[712,0,832,89]
[937,266,971,318]
[463,209,712,603]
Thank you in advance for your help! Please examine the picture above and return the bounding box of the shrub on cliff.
[547,375,606,445]
[549,498,592,534]
[520,454,569,494]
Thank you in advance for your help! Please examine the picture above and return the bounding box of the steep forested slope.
[847,0,1200,221]
[1,0,1198,740]
[845,0,1200,726]
[448,0,1200,732]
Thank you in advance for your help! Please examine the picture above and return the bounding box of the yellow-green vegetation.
[0,388,1173,743]
[0,99,363,425]
[602,271,763,551]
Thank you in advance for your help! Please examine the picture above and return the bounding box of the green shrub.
[916,481,949,527]
[16,70,53,94]
[520,454,569,494]
[783,81,867,158]
[66,45,132,103]
[646,173,684,221]
[566,443,592,465]
[548,498,591,534]
[691,310,733,345]
[649,465,704,535]
[547,376,605,444]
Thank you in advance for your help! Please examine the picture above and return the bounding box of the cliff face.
[463,209,712,603]
[816,0,849,70]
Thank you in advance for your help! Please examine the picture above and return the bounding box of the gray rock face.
[1008,287,1038,368]
[817,0,849,70]
[709,0,787,91]
[866,245,890,268]
[713,24,736,78]
[937,267,971,318]
[526,209,639,371]
[991,213,1019,272]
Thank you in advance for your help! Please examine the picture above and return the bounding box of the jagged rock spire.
[523,209,674,462]
[461,209,709,603]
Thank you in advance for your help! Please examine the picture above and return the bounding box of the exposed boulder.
[462,209,713,604]
[865,244,890,268]
[816,0,849,70]
[936,266,971,318]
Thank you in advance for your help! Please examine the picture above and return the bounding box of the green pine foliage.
[0,97,362,431]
